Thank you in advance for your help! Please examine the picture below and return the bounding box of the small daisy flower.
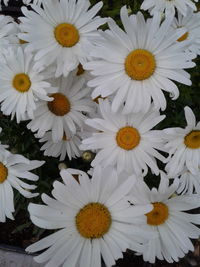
[39,131,81,161]
[0,149,44,222]
[172,10,200,56]
[0,15,18,48]
[176,167,200,195]
[27,74,94,142]
[86,7,195,114]
[26,166,153,267]
[19,0,107,77]
[130,173,200,263]
[141,0,198,17]
[81,99,166,176]
[164,106,200,176]
[0,47,56,123]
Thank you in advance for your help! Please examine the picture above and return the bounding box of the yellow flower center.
[12,73,31,93]
[125,49,156,80]
[19,39,28,44]
[62,133,68,141]
[76,203,112,239]
[92,95,107,104]
[184,130,200,149]
[0,162,8,183]
[76,64,85,76]
[177,31,189,42]
[146,202,169,226]
[116,126,140,150]
[54,23,79,47]
[48,93,71,116]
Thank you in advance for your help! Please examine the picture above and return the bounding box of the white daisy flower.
[172,10,200,56]
[164,106,200,176]
[81,99,166,176]
[0,15,17,48]
[39,131,81,161]
[19,0,107,77]
[86,7,195,114]
[130,173,200,263]
[26,166,154,267]
[176,167,200,195]
[0,149,44,222]
[27,74,94,142]
[141,0,198,17]
[0,47,56,123]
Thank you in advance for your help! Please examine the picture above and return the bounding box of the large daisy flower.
[172,10,200,56]
[141,0,198,17]
[26,166,153,267]
[0,47,56,123]
[85,7,195,114]
[27,74,93,142]
[164,106,200,176]
[130,173,200,263]
[81,99,166,176]
[39,131,81,161]
[19,0,107,77]
[0,149,44,222]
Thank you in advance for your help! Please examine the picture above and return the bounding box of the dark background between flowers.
[0,0,199,266]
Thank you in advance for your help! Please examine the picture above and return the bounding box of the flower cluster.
[0,0,200,266]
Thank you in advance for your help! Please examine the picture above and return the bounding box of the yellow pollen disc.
[0,162,8,183]
[12,73,31,93]
[92,95,107,104]
[62,133,69,141]
[125,49,156,80]
[54,23,79,47]
[48,93,71,116]
[146,202,169,226]
[76,64,85,76]
[19,39,28,44]
[184,130,200,149]
[177,31,189,42]
[76,203,112,239]
[116,126,140,150]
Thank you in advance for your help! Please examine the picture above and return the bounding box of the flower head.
[130,172,200,263]
[81,99,166,176]
[177,167,200,195]
[27,74,94,142]
[19,0,107,77]
[141,0,198,17]
[86,7,195,114]
[26,166,153,267]
[0,47,56,122]
[172,10,200,56]
[39,131,81,161]
[0,149,44,222]
[164,106,200,176]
